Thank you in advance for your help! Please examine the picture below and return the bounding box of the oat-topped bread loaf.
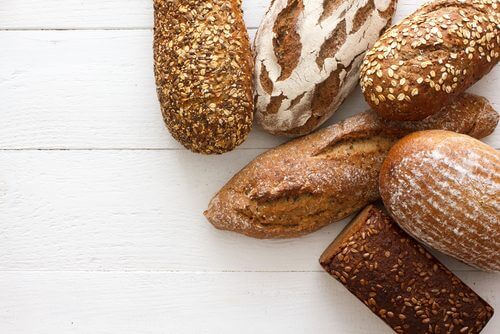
[380,130,500,271]
[254,0,397,137]
[154,0,254,154]
[320,205,495,334]
[360,0,500,121]
[204,93,498,239]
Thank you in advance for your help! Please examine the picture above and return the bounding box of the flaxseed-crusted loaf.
[204,93,498,239]
[254,0,397,137]
[360,0,500,121]
[154,0,253,154]
[380,130,500,271]
[320,205,494,334]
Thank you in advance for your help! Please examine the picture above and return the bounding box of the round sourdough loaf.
[380,130,500,271]
[360,0,500,121]
[254,0,397,136]
[154,0,253,154]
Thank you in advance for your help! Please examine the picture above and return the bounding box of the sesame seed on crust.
[360,0,500,121]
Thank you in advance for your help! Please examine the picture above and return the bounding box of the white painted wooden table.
[0,1,498,333]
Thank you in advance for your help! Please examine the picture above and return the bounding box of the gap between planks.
[1,146,499,151]
[0,27,154,31]
[0,269,484,273]
[0,26,260,31]
[0,270,323,273]
[0,147,274,151]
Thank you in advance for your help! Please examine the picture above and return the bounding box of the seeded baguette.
[154,0,254,154]
[320,205,494,334]
[254,0,397,137]
[204,93,498,239]
[380,130,500,271]
[360,0,500,121]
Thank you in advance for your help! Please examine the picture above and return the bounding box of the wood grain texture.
[0,30,498,150]
[0,1,463,30]
[0,271,498,334]
[0,1,498,333]
[0,0,268,29]
[0,150,481,272]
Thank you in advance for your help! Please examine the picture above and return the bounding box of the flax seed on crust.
[320,205,494,334]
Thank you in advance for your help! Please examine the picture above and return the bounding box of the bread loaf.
[360,0,500,121]
[380,130,500,271]
[254,0,397,136]
[154,0,253,154]
[320,205,494,334]
[204,93,498,239]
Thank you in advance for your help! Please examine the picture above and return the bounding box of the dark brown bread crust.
[204,93,498,239]
[320,205,494,334]
[360,0,500,121]
[154,0,254,154]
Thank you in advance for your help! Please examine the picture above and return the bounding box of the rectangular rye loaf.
[204,93,499,239]
[320,205,494,334]
[254,0,397,136]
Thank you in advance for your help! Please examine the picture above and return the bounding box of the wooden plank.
[0,271,498,334]
[0,0,269,30]
[0,150,484,272]
[0,2,498,333]
[0,1,454,30]
[0,29,498,150]
[0,29,281,150]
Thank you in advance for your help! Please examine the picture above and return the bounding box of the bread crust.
[254,0,397,137]
[204,93,498,239]
[360,0,500,121]
[320,205,495,334]
[380,130,500,271]
[154,0,253,154]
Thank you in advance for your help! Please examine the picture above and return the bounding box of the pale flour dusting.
[383,134,500,271]
[254,0,395,133]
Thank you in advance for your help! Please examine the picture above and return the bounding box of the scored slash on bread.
[320,205,494,334]
[254,0,398,137]
[153,0,254,154]
[380,130,500,271]
[360,0,500,121]
[204,93,499,239]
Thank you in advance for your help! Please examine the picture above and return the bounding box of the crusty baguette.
[254,0,397,137]
[360,0,500,121]
[204,93,498,239]
[380,130,500,271]
[154,0,253,154]
[320,205,495,334]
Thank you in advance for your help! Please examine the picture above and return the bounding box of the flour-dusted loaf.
[204,93,498,239]
[360,0,500,121]
[380,130,500,271]
[254,0,397,137]
[154,0,254,154]
[320,205,495,334]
